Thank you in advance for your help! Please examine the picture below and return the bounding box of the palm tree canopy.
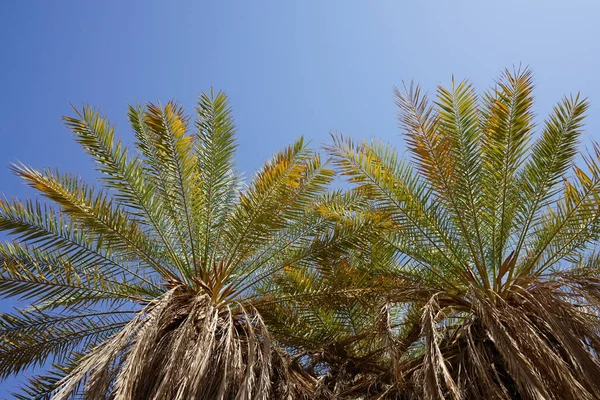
[0,90,366,399]
[323,67,600,399]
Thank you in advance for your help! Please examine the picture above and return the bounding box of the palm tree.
[326,67,600,398]
[0,91,362,399]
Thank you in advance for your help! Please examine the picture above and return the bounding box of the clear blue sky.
[0,0,599,396]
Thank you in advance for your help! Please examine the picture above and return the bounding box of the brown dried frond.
[399,276,600,400]
[52,289,312,400]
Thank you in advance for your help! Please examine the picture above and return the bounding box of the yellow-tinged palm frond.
[142,101,200,278]
[65,106,190,277]
[481,67,535,272]
[12,165,173,285]
[327,135,474,288]
[517,145,600,281]
[256,247,410,398]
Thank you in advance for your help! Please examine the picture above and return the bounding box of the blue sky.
[0,0,599,396]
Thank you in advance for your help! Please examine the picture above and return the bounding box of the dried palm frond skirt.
[52,289,313,400]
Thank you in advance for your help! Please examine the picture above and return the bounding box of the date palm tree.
[0,91,364,399]
[327,68,600,399]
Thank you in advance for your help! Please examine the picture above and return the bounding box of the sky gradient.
[1,0,599,396]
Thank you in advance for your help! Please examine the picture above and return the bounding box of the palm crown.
[325,67,600,398]
[0,91,355,399]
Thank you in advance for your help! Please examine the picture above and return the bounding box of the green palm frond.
[0,243,150,310]
[327,135,473,285]
[13,351,85,400]
[0,199,124,274]
[194,90,239,269]
[128,103,199,280]
[0,307,130,380]
[222,138,333,272]
[435,79,487,277]
[519,146,600,279]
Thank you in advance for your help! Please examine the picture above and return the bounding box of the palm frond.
[13,351,85,400]
[516,145,600,280]
[0,243,150,309]
[0,198,133,280]
[65,105,189,275]
[223,138,332,273]
[481,67,535,271]
[327,135,475,285]
[435,79,488,280]
[0,307,129,380]
[194,90,239,272]
[143,101,200,278]
[12,165,175,284]
[0,90,338,398]
[328,68,600,399]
